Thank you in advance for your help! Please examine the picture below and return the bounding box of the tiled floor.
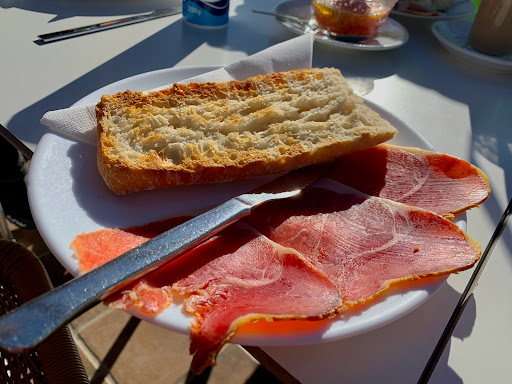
[7,223,284,384]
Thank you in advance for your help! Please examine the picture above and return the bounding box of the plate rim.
[391,0,476,20]
[29,65,455,346]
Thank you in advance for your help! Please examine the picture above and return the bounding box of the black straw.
[0,124,33,160]
[418,197,512,383]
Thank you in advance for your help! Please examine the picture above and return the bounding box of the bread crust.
[96,68,397,194]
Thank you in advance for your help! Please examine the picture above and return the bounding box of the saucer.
[392,0,476,20]
[432,20,512,74]
[273,0,409,51]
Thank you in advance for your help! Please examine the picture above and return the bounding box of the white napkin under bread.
[40,34,314,146]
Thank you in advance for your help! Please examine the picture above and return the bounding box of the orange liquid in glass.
[312,0,389,36]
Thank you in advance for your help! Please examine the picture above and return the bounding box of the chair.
[0,129,88,382]
[0,237,89,382]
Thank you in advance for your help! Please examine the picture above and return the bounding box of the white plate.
[29,66,461,346]
[432,20,512,74]
[391,0,476,20]
[274,0,409,51]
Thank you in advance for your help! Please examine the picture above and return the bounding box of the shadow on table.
[263,281,475,384]
[0,0,180,21]
[4,0,301,146]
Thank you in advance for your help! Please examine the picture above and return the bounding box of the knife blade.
[0,162,332,352]
[38,6,182,43]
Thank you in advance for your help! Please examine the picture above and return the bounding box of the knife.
[0,162,332,352]
[37,6,182,43]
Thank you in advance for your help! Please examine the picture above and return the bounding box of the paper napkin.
[40,34,314,146]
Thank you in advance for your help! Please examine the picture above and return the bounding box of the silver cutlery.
[0,162,332,352]
[38,6,182,43]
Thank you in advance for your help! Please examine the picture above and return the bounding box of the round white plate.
[391,0,476,20]
[29,66,460,346]
[274,0,409,51]
[432,20,512,74]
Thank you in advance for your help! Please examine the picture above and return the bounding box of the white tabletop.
[2,1,512,383]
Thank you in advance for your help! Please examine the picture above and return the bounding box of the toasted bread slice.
[96,68,397,194]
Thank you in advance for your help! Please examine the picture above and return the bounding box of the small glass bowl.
[312,0,398,37]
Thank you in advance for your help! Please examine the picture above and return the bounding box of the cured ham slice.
[327,144,490,217]
[173,222,342,373]
[72,221,342,372]
[71,217,191,314]
[71,216,191,273]
[247,179,481,305]
[71,229,175,314]
[72,229,148,273]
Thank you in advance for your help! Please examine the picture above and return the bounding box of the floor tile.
[206,345,259,384]
[74,305,267,384]
[76,307,191,383]
[71,303,112,333]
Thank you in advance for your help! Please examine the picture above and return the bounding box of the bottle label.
[182,0,229,28]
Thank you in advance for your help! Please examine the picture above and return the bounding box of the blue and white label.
[182,0,229,28]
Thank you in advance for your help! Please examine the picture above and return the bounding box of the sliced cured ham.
[72,228,149,272]
[71,229,175,314]
[327,144,490,217]
[71,216,192,273]
[71,217,191,314]
[72,221,342,373]
[173,222,342,373]
[247,179,481,305]
[70,158,484,373]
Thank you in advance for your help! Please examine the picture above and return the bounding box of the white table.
[2,1,511,382]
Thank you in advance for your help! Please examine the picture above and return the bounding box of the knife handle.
[0,196,254,351]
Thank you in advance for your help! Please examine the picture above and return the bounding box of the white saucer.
[432,20,512,74]
[392,0,476,20]
[274,0,409,51]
